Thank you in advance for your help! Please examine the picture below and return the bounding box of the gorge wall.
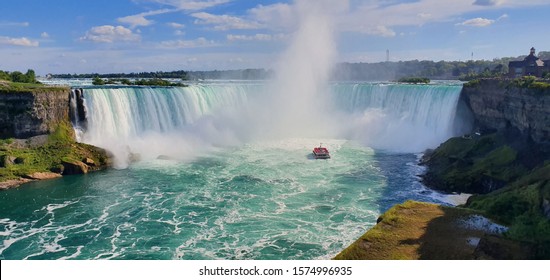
[461,79,550,145]
[0,87,70,138]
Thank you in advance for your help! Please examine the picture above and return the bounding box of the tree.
[10,71,27,83]
[0,70,10,81]
[25,69,37,83]
[92,77,105,85]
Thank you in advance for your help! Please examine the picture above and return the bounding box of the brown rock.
[23,172,63,180]
[61,160,89,175]
[0,178,32,190]
[82,157,96,166]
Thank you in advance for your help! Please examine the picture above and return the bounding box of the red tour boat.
[313,144,330,159]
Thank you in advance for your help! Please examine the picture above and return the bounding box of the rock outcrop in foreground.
[334,201,532,260]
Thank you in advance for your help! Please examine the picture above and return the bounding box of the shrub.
[397,77,430,84]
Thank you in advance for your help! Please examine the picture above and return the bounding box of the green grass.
[423,132,531,194]
[0,80,67,94]
[0,121,110,181]
[334,201,483,260]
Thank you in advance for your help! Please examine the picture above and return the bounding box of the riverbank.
[0,121,111,189]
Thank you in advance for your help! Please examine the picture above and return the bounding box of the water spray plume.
[256,0,340,139]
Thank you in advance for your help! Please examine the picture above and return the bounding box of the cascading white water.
[76,81,464,168]
[80,84,260,167]
[333,82,463,152]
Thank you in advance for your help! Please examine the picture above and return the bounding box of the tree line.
[52,69,274,80]
[0,69,38,84]
[41,50,550,81]
[48,60,519,81]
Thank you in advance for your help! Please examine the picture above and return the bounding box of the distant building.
[508,47,550,78]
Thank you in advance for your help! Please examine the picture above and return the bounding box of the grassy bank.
[420,131,550,258]
[334,201,535,259]
[0,79,67,94]
[0,121,110,185]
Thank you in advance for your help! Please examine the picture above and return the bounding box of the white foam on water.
[458,215,508,234]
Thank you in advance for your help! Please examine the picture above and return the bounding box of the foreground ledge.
[334,200,532,260]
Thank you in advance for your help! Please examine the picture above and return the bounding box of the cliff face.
[461,79,550,145]
[0,88,70,138]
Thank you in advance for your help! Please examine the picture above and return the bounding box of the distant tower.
[386,49,389,62]
[530,47,536,56]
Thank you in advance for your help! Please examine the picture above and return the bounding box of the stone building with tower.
[508,47,550,78]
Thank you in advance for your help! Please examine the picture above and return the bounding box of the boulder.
[23,172,62,180]
[82,157,96,166]
[61,160,89,175]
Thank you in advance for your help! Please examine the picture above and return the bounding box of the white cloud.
[117,9,174,28]
[498,13,509,20]
[191,12,262,30]
[226,33,286,41]
[473,0,503,6]
[80,25,141,43]
[248,3,296,30]
[159,37,215,48]
[0,36,39,47]
[361,25,397,37]
[0,21,30,27]
[337,0,535,35]
[41,32,50,38]
[167,22,185,29]
[117,0,230,29]
[457,17,495,27]
[144,0,231,10]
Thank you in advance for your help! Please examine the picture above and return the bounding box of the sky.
[1,0,550,75]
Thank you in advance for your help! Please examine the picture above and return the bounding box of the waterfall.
[331,82,464,152]
[73,82,465,167]
[77,84,259,167]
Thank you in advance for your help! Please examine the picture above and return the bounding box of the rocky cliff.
[0,85,111,189]
[461,79,550,146]
[0,87,70,138]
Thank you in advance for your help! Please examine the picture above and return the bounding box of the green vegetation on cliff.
[397,77,430,84]
[0,121,110,183]
[92,77,187,87]
[421,130,550,258]
[0,69,38,84]
[333,201,526,259]
[422,132,530,194]
[508,76,550,91]
[0,79,67,94]
[466,163,550,257]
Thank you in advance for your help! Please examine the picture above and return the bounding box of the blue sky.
[1,0,550,74]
